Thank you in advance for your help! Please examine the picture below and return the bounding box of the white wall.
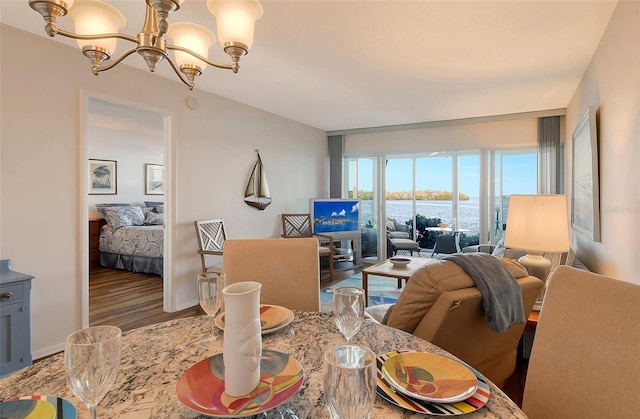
[0,25,327,358]
[565,1,640,283]
[87,99,165,218]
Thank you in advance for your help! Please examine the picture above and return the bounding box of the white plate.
[216,305,294,335]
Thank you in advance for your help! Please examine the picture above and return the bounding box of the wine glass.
[333,287,365,342]
[197,271,226,347]
[64,325,122,419]
[323,344,377,419]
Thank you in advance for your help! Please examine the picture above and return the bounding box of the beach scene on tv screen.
[313,200,360,233]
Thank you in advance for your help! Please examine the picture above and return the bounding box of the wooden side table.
[361,257,437,305]
[89,218,106,270]
[519,311,539,360]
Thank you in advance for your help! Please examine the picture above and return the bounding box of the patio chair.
[194,218,228,274]
[431,234,458,257]
[281,213,334,282]
[386,220,420,257]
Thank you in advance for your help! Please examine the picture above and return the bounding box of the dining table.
[0,311,527,418]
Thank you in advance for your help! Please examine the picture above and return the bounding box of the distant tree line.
[349,190,469,201]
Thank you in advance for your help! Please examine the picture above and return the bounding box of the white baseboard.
[32,342,65,361]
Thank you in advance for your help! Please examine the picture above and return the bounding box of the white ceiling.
[1,0,618,132]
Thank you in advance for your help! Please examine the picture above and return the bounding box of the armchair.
[372,257,541,388]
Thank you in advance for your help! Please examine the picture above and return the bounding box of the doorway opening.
[81,93,174,329]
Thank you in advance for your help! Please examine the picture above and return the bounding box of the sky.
[353,153,538,197]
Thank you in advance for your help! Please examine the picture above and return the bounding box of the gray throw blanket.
[444,253,524,334]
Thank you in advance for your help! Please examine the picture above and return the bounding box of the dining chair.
[194,218,228,274]
[281,213,334,282]
[222,238,321,312]
[522,266,640,418]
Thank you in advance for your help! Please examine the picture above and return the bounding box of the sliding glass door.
[346,157,381,261]
[345,148,539,261]
[490,150,538,243]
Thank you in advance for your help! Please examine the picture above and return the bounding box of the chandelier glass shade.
[28,0,264,89]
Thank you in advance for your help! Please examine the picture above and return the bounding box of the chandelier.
[28,0,263,89]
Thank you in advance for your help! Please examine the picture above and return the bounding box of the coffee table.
[361,257,437,306]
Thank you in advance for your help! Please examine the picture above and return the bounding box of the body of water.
[360,198,481,235]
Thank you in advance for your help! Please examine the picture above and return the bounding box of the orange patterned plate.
[0,400,57,419]
[381,352,478,403]
[176,350,304,418]
[216,305,293,334]
[258,305,290,331]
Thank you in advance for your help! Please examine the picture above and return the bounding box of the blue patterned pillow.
[144,211,164,225]
[99,206,145,228]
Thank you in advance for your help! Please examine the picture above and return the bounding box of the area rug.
[320,273,403,313]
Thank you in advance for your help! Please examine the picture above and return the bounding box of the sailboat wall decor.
[244,150,272,210]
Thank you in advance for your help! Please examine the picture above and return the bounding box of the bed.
[97,204,164,276]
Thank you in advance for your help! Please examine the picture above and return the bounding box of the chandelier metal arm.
[54,28,138,44]
[166,45,235,71]
[93,47,138,73]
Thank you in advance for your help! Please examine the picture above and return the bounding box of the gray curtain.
[538,116,562,194]
[328,135,344,198]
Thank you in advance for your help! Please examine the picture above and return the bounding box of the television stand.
[333,247,353,263]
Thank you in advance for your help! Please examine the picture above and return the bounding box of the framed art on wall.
[571,106,600,241]
[145,163,164,195]
[89,159,117,195]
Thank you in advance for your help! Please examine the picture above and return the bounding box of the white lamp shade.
[168,23,216,70]
[206,0,263,49]
[69,0,126,54]
[504,194,570,253]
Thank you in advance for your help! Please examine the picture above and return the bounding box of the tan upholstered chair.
[379,258,542,388]
[281,214,334,281]
[194,218,228,274]
[522,266,640,418]
[222,238,321,312]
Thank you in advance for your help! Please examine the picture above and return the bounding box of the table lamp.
[504,194,570,311]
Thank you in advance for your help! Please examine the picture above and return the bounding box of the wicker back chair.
[281,213,334,282]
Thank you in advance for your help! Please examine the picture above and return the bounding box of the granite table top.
[0,312,526,418]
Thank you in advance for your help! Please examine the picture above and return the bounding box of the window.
[345,148,540,261]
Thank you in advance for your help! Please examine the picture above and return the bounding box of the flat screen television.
[309,198,361,239]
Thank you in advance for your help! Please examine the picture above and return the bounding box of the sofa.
[367,256,542,388]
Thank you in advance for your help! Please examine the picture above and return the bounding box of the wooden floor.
[89,264,527,408]
[89,264,358,332]
[89,267,204,331]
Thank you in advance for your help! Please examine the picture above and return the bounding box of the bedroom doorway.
[81,92,174,328]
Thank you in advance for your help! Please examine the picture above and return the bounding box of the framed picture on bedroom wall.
[145,163,164,195]
[89,159,117,195]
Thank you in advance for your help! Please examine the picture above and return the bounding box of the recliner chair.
[371,257,542,388]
